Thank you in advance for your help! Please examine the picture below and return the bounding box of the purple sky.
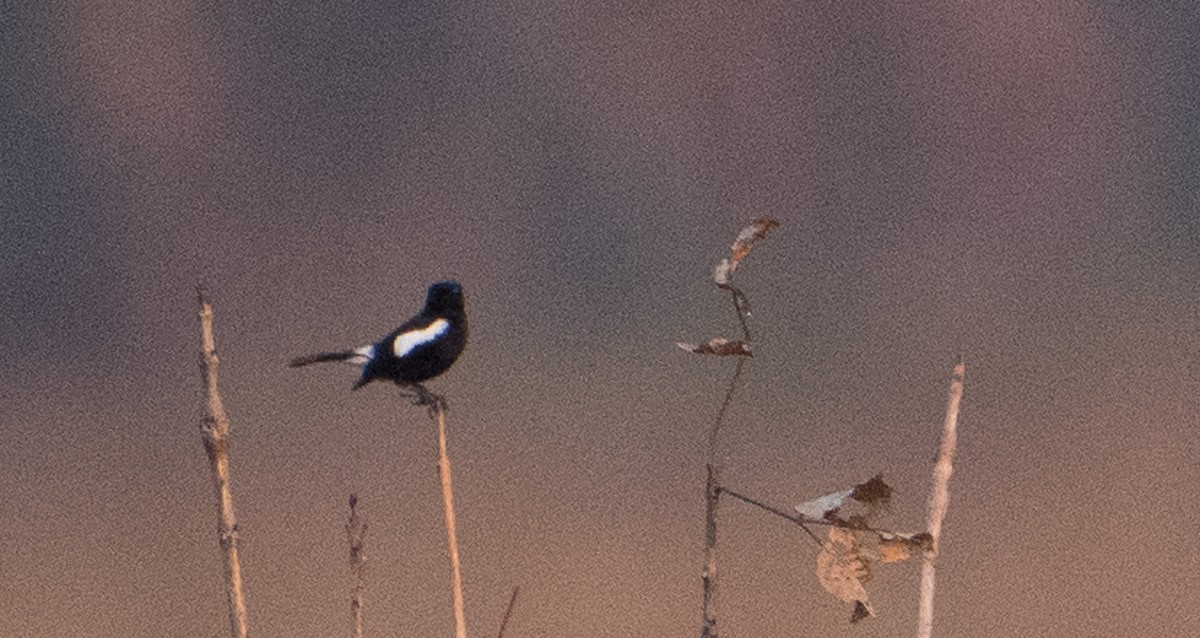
[3,2,1198,636]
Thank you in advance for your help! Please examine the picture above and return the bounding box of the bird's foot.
[402,383,449,415]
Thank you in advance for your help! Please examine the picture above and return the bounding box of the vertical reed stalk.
[917,360,965,638]
[196,288,250,638]
[436,404,468,638]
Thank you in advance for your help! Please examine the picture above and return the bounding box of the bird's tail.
[289,351,356,367]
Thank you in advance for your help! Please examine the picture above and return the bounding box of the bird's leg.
[393,382,449,412]
[408,383,449,415]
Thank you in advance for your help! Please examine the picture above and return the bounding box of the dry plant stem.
[719,488,823,546]
[917,361,965,638]
[496,586,519,638]
[705,357,746,462]
[347,496,367,638]
[196,289,250,638]
[724,486,919,542]
[435,404,469,638]
[716,280,753,344]
[704,283,750,459]
[700,463,720,638]
[700,300,749,638]
[700,363,742,638]
[730,288,751,343]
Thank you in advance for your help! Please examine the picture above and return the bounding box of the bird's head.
[424,280,465,315]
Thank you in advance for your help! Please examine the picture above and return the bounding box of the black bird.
[290,280,467,390]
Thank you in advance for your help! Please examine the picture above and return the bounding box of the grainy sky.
[3,2,1198,636]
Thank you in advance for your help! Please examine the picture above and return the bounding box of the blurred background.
[3,2,1197,636]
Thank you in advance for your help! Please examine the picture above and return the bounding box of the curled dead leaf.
[875,531,935,564]
[676,338,752,357]
[729,218,780,272]
[878,534,915,563]
[816,527,872,606]
[795,475,892,525]
[841,513,871,530]
[851,600,874,624]
[851,475,893,511]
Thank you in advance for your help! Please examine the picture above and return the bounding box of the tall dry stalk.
[700,357,745,638]
[196,287,250,638]
[917,360,965,638]
[347,494,367,638]
[435,403,469,638]
[700,462,721,638]
[691,219,777,638]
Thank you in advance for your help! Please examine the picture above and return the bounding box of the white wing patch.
[348,345,374,366]
[392,319,450,358]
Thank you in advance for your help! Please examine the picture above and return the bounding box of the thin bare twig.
[719,488,824,546]
[917,360,965,638]
[196,286,249,638]
[724,285,752,343]
[705,357,746,464]
[496,586,519,638]
[347,494,367,638]
[700,463,720,638]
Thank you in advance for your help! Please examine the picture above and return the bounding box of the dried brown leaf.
[817,527,878,623]
[877,540,911,563]
[676,338,752,357]
[842,513,871,530]
[851,600,874,624]
[911,532,934,552]
[796,475,891,525]
[851,475,893,508]
[729,217,780,271]
[816,527,872,604]
[875,531,934,564]
[851,475,893,521]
